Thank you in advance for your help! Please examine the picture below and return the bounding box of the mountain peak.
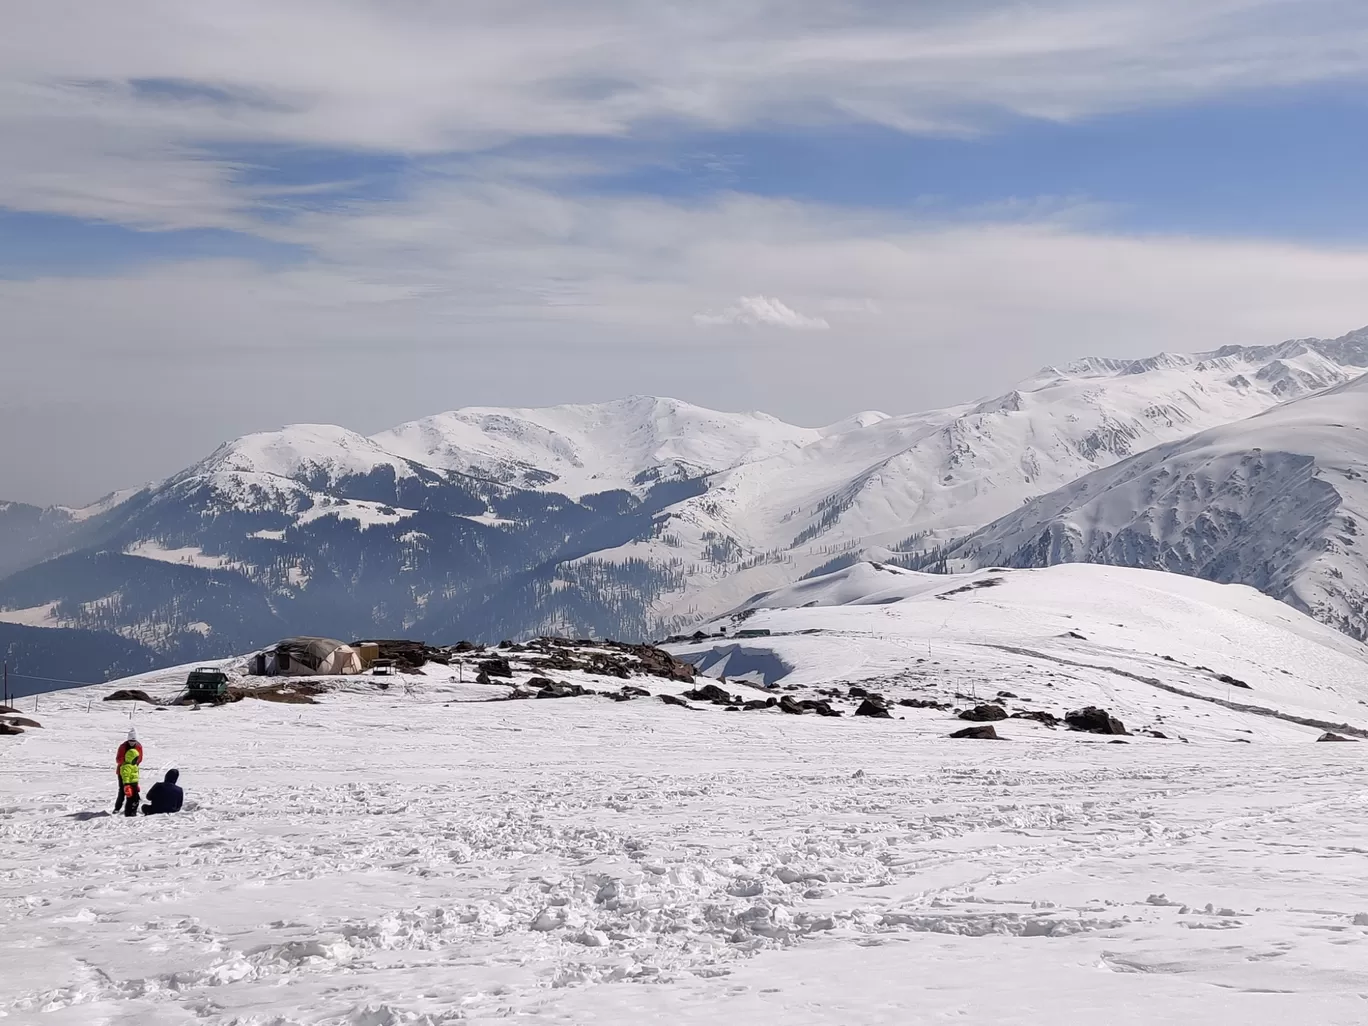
[373,398,819,496]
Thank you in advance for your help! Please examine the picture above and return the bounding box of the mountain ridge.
[2,325,1366,674]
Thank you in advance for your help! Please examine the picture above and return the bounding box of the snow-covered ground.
[4,564,1368,1025]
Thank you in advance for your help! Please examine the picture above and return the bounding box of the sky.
[5,1,1368,505]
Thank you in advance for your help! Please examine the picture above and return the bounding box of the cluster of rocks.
[1064,706,1129,735]
[943,697,1132,740]
[466,637,695,686]
[0,705,40,735]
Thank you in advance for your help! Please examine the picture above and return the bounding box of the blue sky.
[4,1,1368,502]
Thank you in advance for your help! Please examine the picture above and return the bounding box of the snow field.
[4,670,1368,1024]
[5,563,1368,1023]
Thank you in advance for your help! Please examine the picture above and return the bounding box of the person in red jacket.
[113,729,143,814]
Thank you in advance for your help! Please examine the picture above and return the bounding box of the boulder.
[683,683,738,705]
[958,704,1008,722]
[0,722,23,735]
[104,689,156,704]
[1317,732,1358,742]
[854,698,892,719]
[2,716,41,728]
[779,695,807,715]
[659,694,692,708]
[536,682,590,699]
[478,657,514,679]
[1065,706,1129,735]
[899,697,952,711]
[742,698,778,711]
[949,725,1001,740]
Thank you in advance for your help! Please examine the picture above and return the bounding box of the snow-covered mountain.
[1,326,1366,673]
[946,371,1368,640]
[374,396,821,495]
[592,327,1368,630]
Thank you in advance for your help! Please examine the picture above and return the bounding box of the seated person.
[142,768,184,815]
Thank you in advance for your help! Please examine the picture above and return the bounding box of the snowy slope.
[591,328,1368,631]
[668,560,1368,741]
[7,565,1368,1023]
[949,373,1368,640]
[374,395,822,495]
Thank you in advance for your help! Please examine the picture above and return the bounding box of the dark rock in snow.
[536,681,590,699]
[958,704,1008,722]
[996,691,1018,699]
[2,716,41,728]
[104,689,156,704]
[1065,706,1129,735]
[848,685,871,699]
[0,722,24,735]
[475,670,492,686]
[1010,710,1059,727]
[899,697,952,711]
[854,698,892,719]
[659,694,692,708]
[949,725,1001,739]
[779,695,807,715]
[1317,732,1358,742]
[684,683,739,705]
[742,698,778,711]
[1215,673,1252,690]
[478,657,514,678]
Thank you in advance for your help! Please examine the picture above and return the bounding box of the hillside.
[666,561,1368,742]
[947,372,1368,640]
[6,562,1368,1022]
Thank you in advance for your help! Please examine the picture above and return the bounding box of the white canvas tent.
[258,637,364,676]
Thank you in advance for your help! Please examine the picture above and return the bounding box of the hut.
[251,637,365,676]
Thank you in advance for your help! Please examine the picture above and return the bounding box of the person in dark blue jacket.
[142,768,183,815]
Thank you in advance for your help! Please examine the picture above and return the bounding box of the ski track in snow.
[4,682,1368,1025]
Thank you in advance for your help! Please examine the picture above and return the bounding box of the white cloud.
[3,1,1368,228]
[694,296,832,330]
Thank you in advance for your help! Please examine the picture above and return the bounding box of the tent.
[256,637,364,676]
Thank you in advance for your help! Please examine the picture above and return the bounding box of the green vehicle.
[185,667,230,704]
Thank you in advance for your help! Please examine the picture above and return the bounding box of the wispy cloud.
[4,1,1368,229]
[694,295,831,330]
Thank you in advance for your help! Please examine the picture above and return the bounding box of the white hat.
[127,728,137,741]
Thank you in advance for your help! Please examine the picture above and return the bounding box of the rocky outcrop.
[1065,706,1128,735]
[958,704,1008,722]
[949,725,1002,739]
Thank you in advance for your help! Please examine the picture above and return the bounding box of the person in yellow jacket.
[118,748,141,819]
